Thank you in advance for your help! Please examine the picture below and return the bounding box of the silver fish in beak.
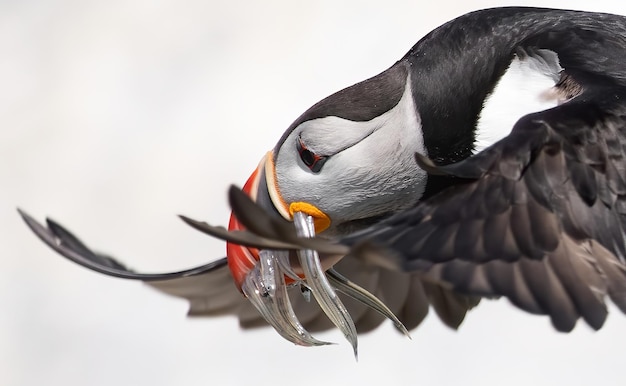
[224,152,409,357]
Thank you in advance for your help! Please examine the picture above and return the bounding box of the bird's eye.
[296,136,328,173]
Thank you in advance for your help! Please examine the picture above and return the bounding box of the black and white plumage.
[20,7,626,341]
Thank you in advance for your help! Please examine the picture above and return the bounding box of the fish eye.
[296,135,328,173]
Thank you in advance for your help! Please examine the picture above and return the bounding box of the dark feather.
[18,209,227,280]
[343,95,626,330]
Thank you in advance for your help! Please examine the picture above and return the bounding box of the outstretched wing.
[18,209,251,317]
[18,209,229,280]
[343,95,626,331]
[19,209,479,332]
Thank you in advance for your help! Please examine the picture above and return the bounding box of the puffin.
[19,7,626,354]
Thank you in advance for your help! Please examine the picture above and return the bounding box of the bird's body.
[20,7,626,350]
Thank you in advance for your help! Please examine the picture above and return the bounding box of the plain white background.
[3,1,626,385]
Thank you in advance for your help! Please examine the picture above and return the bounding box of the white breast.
[475,48,563,152]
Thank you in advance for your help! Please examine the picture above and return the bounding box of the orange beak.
[226,151,332,292]
[226,155,265,291]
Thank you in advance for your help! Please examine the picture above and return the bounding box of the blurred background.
[3,1,626,385]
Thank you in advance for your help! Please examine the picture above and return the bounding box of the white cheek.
[475,48,563,152]
[275,75,427,223]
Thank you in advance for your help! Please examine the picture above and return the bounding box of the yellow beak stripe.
[289,201,331,233]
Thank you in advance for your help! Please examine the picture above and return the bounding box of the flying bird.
[20,7,626,355]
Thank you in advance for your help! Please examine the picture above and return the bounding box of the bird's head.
[226,62,429,290]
